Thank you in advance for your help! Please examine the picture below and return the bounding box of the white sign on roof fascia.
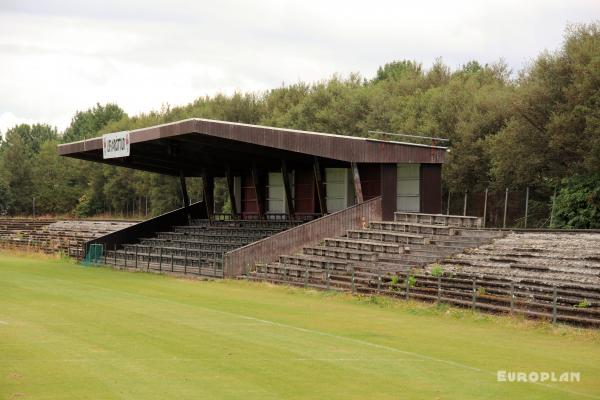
[102,131,130,159]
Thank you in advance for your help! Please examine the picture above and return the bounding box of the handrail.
[222,197,382,277]
[84,201,207,258]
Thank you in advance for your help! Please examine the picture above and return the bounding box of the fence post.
[304,265,309,288]
[135,246,138,268]
[351,265,355,293]
[326,263,330,290]
[503,188,509,229]
[483,188,488,228]
[524,186,530,229]
[552,286,558,324]
[145,247,150,271]
[463,192,468,216]
[184,249,188,275]
[446,191,451,215]
[472,277,477,310]
[114,243,117,266]
[510,281,514,314]
[159,247,163,272]
[437,275,442,303]
[405,275,410,300]
[198,254,202,276]
[171,253,174,272]
[549,186,557,228]
[377,273,381,294]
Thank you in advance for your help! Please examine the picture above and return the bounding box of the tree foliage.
[0,22,598,228]
[552,175,600,229]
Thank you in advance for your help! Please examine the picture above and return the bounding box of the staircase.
[104,219,303,277]
[245,212,505,290]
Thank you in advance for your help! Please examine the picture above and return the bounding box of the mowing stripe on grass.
[19,268,599,400]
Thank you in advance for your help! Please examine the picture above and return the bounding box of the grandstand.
[59,118,446,277]
[55,118,600,325]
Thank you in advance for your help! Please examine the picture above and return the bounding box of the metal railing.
[252,265,600,327]
[222,197,382,277]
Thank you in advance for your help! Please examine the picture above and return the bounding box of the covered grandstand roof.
[58,118,447,176]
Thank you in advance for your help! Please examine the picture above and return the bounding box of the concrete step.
[347,229,425,245]
[394,212,482,228]
[278,254,350,270]
[304,246,378,262]
[323,237,401,254]
[138,238,240,251]
[369,221,456,236]
[124,244,223,259]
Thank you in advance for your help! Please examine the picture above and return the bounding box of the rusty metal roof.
[58,118,446,176]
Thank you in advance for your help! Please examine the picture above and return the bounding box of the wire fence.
[252,264,600,328]
[10,184,570,229]
[444,186,557,229]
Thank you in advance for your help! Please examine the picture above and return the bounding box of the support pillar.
[281,160,295,219]
[351,162,364,204]
[179,171,191,221]
[226,166,238,218]
[380,163,397,221]
[251,163,265,219]
[313,157,327,215]
[202,169,214,219]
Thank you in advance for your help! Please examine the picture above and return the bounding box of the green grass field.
[1,253,599,399]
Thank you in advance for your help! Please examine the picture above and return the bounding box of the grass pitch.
[1,253,599,399]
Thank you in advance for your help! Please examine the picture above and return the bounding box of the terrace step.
[323,237,401,253]
[394,212,482,228]
[155,231,258,244]
[346,229,425,244]
[278,254,350,271]
[123,244,224,259]
[190,219,301,229]
[138,238,241,251]
[369,221,456,236]
[303,246,379,262]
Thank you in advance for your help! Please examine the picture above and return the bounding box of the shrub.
[430,264,444,277]
[551,174,600,229]
[575,299,591,308]
[407,275,417,288]
[72,194,93,218]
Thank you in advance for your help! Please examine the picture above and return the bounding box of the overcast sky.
[0,0,598,134]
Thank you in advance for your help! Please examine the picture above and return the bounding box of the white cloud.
[0,0,598,133]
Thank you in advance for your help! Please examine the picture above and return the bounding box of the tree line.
[0,23,598,227]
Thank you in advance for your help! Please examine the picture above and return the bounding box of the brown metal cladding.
[294,167,316,215]
[420,164,443,214]
[380,164,397,221]
[241,173,258,217]
[358,163,381,200]
[58,118,446,165]
[222,196,382,277]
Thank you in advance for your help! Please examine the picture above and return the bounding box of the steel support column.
[281,160,295,219]
[351,162,364,204]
